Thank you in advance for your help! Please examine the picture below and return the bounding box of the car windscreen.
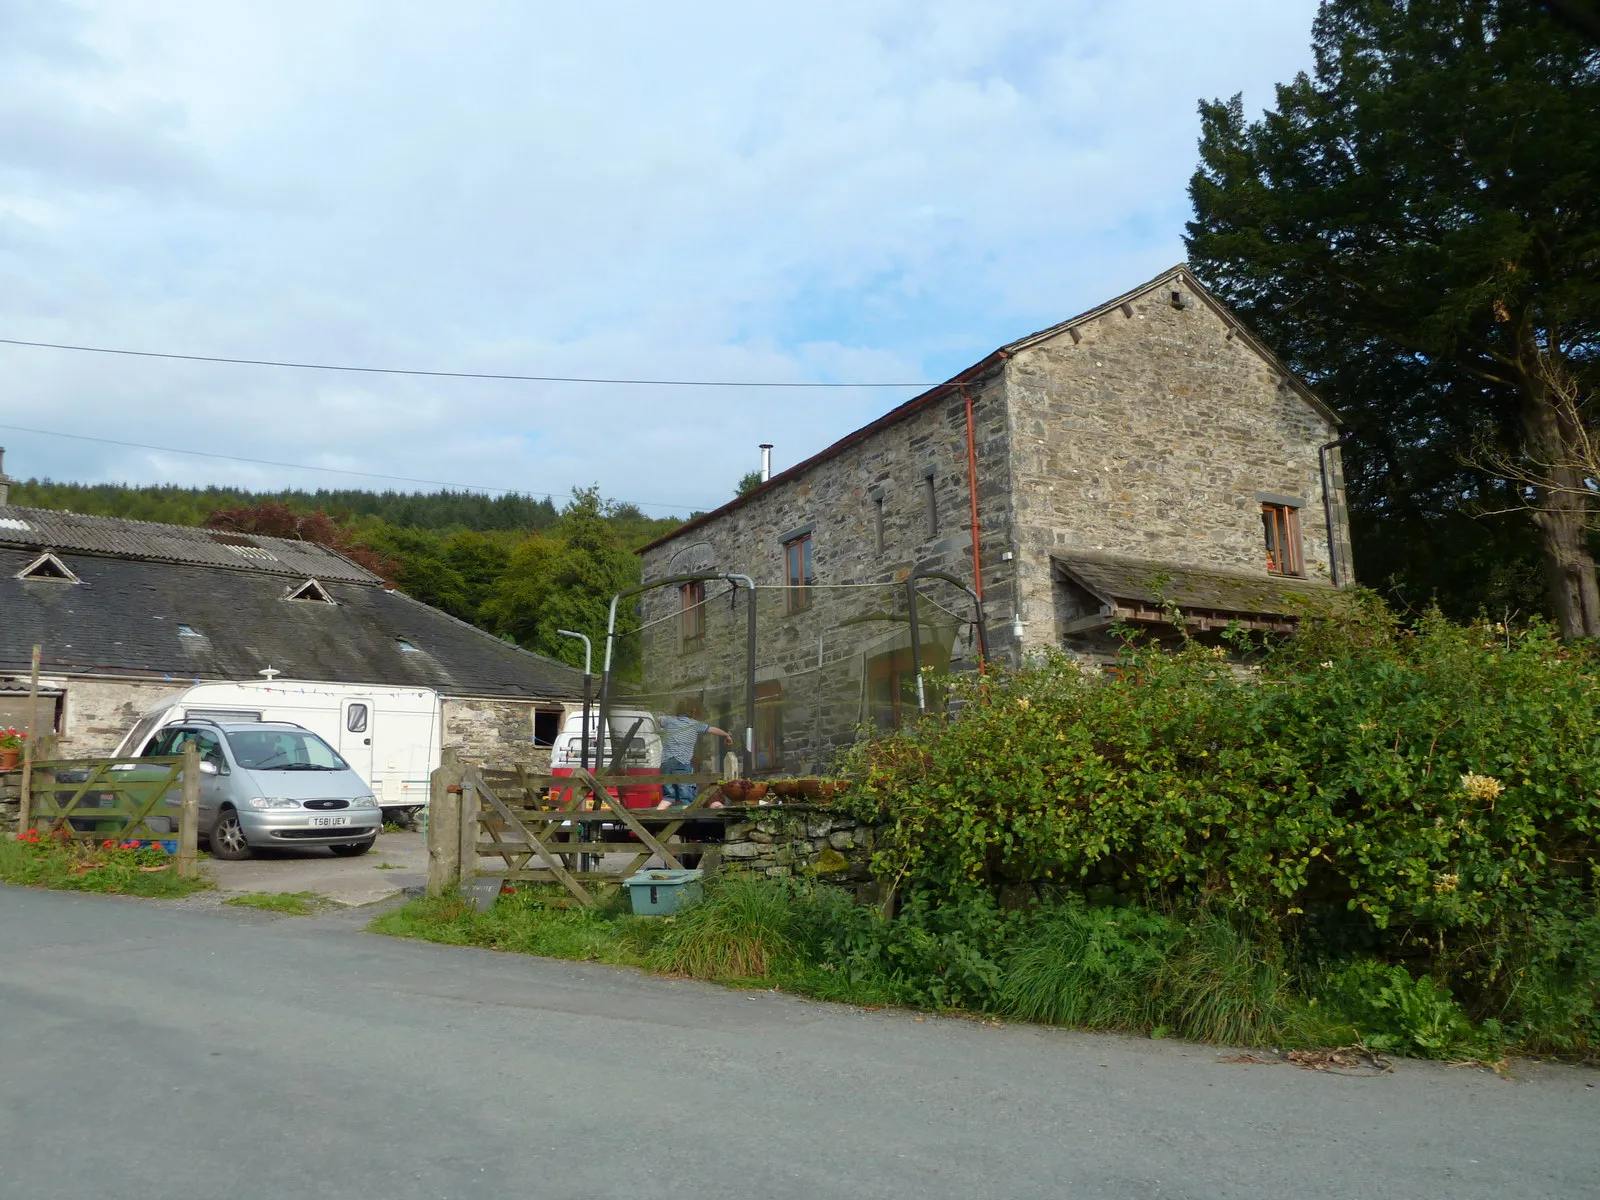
[226,729,350,772]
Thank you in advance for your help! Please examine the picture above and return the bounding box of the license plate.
[309,816,349,828]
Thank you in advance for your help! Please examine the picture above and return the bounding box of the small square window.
[533,709,561,747]
[1262,504,1303,576]
[785,534,814,613]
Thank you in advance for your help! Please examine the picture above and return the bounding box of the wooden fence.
[425,749,742,907]
[23,744,202,879]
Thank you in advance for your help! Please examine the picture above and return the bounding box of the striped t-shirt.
[660,715,708,765]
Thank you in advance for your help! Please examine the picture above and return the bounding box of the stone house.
[635,265,1352,773]
[0,496,584,763]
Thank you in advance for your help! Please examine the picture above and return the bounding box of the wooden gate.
[426,754,742,907]
[23,744,202,878]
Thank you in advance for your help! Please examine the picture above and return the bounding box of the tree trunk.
[1519,341,1600,638]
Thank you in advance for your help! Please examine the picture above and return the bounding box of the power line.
[0,336,934,388]
[0,422,713,514]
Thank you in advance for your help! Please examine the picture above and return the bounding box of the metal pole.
[556,630,593,771]
[907,566,991,715]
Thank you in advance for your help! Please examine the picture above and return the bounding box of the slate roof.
[0,505,379,583]
[0,547,585,699]
[1053,551,1339,620]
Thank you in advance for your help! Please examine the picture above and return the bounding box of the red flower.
[102,839,116,849]
[120,841,140,849]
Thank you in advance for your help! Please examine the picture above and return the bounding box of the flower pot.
[770,779,801,799]
[0,749,18,771]
[719,779,752,804]
[795,778,823,799]
[745,781,768,803]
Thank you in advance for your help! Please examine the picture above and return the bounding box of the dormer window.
[16,552,79,584]
[285,578,334,603]
[177,624,203,638]
[396,638,421,653]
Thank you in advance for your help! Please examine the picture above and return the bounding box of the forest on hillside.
[9,478,683,670]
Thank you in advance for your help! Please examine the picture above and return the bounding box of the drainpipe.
[1318,433,1349,587]
[959,385,984,604]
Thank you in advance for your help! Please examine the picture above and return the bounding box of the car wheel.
[210,809,252,860]
[329,838,374,857]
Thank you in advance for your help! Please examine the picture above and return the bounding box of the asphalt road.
[2,887,1596,1200]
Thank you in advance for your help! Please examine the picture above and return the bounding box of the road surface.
[1,886,1595,1199]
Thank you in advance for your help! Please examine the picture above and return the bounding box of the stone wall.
[638,371,1016,772]
[23,677,190,758]
[0,770,18,835]
[1004,283,1352,653]
[720,806,877,901]
[442,695,567,772]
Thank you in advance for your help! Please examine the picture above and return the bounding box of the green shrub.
[837,601,1600,1026]
[1316,960,1494,1059]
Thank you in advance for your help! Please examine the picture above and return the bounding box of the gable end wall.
[1003,285,1349,650]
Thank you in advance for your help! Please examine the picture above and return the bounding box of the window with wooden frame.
[1261,503,1303,576]
[680,579,706,646]
[784,534,814,613]
[754,681,783,772]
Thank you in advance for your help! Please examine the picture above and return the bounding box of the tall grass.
[648,877,799,980]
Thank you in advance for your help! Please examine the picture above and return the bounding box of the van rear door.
[339,698,375,788]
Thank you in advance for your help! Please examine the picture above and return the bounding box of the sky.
[0,0,1321,517]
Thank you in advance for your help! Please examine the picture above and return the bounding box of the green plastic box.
[624,868,704,916]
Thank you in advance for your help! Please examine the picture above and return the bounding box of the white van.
[114,680,442,822]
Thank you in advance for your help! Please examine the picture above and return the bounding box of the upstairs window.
[922,470,938,538]
[1262,504,1303,576]
[785,534,814,613]
[680,579,706,646]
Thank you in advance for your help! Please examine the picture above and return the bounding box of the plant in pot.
[0,727,25,771]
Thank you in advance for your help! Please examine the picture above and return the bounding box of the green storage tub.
[623,868,704,916]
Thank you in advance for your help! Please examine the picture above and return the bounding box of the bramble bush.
[835,599,1600,1050]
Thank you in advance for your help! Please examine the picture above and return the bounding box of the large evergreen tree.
[1187,0,1600,631]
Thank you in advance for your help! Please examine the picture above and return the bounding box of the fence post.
[15,644,40,835]
[177,743,200,878]
[426,748,463,897]
[458,772,481,893]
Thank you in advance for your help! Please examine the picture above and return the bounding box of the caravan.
[114,681,441,822]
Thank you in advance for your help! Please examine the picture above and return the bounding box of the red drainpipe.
[960,383,983,604]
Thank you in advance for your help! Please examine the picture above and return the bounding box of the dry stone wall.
[0,771,18,835]
[719,806,877,901]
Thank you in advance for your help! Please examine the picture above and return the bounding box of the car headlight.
[245,797,301,810]
[351,795,379,809]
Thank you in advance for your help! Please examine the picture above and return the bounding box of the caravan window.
[346,703,369,733]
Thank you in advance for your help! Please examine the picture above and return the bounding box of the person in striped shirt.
[656,708,733,807]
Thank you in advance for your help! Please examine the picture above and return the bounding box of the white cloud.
[0,0,1319,513]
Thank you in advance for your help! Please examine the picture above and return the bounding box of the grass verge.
[223,891,329,916]
[369,877,1590,1060]
[1,832,211,898]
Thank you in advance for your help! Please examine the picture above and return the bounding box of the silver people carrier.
[136,719,381,859]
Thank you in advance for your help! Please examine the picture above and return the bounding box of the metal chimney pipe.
[759,444,773,483]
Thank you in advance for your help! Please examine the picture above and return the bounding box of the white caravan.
[114,680,442,821]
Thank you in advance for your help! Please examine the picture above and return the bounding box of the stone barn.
[635,264,1353,772]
